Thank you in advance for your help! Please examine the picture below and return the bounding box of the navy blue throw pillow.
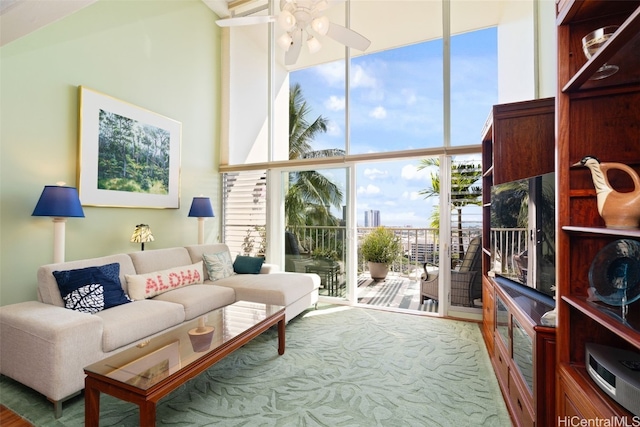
[233,256,264,274]
[53,263,131,311]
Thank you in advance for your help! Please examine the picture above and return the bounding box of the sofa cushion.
[53,263,131,312]
[95,299,185,352]
[202,252,236,281]
[233,256,264,274]
[38,254,136,307]
[211,272,320,306]
[152,284,236,320]
[125,262,204,300]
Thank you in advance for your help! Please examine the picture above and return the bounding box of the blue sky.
[291,27,497,227]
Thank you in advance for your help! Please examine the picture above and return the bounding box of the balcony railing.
[489,227,528,279]
[228,225,524,283]
[287,225,482,282]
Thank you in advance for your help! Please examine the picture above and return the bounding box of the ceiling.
[0,0,241,47]
[0,0,96,46]
[1,0,507,68]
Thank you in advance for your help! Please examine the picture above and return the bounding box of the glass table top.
[84,301,284,390]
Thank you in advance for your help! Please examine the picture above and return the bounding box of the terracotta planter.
[368,261,389,281]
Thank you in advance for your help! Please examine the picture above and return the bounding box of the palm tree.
[418,158,482,260]
[286,83,344,233]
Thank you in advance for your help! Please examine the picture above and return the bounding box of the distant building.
[409,242,436,263]
[364,210,380,227]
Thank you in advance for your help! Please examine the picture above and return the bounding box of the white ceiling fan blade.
[285,29,303,65]
[325,22,371,51]
[216,15,276,27]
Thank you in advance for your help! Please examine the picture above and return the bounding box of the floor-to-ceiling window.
[217,0,534,318]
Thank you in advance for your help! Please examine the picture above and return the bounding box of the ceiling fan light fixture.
[307,35,322,54]
[278,9,296,31]
[311,15,329,35]
[277,32,293,51]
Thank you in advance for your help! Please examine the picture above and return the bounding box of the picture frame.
[78,86,181,208]
[107,340,181,389]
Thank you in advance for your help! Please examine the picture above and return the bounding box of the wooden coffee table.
[84,301,285,426]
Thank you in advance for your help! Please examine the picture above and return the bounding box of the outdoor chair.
[420,236,482,307]
[285,231,311,273]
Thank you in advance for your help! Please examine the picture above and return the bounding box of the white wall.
[0,0,222,305]
[537,0,558,99]
[497,0,537,102]
[226,26,290,165]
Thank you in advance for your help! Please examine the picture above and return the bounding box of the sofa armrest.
[0,301,104,402]
[260,263,280,274]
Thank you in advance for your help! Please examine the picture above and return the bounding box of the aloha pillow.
[53,263,131,313]
[202,251,235,281]
[233,255,264,274]
[125,261,203,300]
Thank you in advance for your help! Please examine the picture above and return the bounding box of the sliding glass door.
[282,166,351,302]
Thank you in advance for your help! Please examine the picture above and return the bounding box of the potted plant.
[360,226,401,281]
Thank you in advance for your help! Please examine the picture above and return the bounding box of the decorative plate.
[588,239,640,306]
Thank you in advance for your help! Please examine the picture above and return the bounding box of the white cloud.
[357,184,380,195]
[402,190,422,201]
[315,61,377,88]
[315,62,344,86]
[351,64,377,89]
[325,121,342,137]
[363,168,388,180]
[369,106,387,119]
[401,164,431,181]
[324,95,345,111]
[402,89,417,106]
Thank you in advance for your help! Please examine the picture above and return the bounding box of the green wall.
[0,0,222,305]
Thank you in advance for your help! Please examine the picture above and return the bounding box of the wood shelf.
[562,226,640,238]
[562,7,640,92]
[562,295,640,350]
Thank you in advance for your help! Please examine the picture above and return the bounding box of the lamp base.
[52,217,67,263]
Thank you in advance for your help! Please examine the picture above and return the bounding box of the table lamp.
[131,224,154,251]
[188,197,214,244]
[32,184,85,263]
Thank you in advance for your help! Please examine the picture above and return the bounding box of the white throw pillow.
[125,261,203,300]
[202,251,236,281]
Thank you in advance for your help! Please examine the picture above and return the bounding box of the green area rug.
[0,305,510,426]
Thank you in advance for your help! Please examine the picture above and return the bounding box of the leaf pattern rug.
[0,305,510,426]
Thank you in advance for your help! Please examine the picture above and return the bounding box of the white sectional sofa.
[0,243,320,417]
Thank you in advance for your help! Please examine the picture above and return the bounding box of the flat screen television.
[490,172,556,300]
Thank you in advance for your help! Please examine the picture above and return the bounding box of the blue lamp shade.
[188,197,214,218]
[32,185,85,218]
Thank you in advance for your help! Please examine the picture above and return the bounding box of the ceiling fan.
[216,0,371,65]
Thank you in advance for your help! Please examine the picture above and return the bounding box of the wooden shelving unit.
[555,0,640,420]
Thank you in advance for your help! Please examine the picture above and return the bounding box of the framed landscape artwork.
[78,86,181,208]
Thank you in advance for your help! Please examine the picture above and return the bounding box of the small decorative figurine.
[575,156,640,229]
